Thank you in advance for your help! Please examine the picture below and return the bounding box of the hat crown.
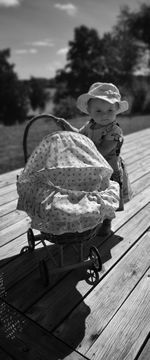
[89,82,121,101]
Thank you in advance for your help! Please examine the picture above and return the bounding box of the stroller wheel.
[27,228,35,251]
[20,246,31,254]
[89,246,102,272]
[39,260,49,286]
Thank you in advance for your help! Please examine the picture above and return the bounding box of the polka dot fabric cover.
[17,131,119,235]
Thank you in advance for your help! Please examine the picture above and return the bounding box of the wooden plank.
[0,347,13,360]
[122,138,150,156]
[53,232,150,354]
[86,268,150,360]
[0,233,29,262]
[122,129,150,145]
[122,128,150,143]
[0,169,22,186]
[124,148,150,165]
[0,211,28,232]
[129,167,150,183]
[123,143,150,160]
[0,200,18,217]
[0,190,18,206]
[123,133,150,147]
[0,231,45,262]
[0,238,59,289]
[0,217,31,247]
[0,184,16,197]
[137,337,150,360]
[112,186,150,231]
[131,172,150,196]
[127,155,150,174]
[0,299,86,360]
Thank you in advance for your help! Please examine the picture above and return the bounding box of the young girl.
[77,82,133,216]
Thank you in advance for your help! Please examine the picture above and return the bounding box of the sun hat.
[77,82,129,115]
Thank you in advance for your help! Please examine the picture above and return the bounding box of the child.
[17,128,120,237]
[77,82,133,217]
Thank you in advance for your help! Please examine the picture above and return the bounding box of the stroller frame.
[20,114,102,285]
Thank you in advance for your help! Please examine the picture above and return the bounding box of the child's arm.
[98,138,117,157]
[99,125,124,157]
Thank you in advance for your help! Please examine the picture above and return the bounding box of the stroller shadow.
[0,231,123,359]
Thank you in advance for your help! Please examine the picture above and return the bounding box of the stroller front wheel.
[89,246,102,272]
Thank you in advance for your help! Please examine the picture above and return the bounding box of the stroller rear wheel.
[20,245,31,254]
[27,228,35,251]
[89,246,102,272]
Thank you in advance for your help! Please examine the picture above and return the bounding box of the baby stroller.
[17,114,119,286]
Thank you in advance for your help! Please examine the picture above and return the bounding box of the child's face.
[88,98,118,126]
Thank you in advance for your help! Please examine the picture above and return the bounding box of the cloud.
[57,47,68,55]
[27,39,54,47]
[0,0,21,7]
[14,48,37,54]
[54,3,77,16]
[48,60,63,76]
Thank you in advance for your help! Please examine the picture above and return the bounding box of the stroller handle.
[23,113,76,164]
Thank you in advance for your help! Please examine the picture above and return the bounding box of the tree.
[0,49,29,125]
[54,26,104,100]
[113,4,150,72]
[53,23,139,117]
[53,4,150,118]
[128,4,150,49]
[28,77,50,112]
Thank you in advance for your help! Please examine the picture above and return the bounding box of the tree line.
[0,3,150,125]
[53,4,150,118]
[0,49,51,125]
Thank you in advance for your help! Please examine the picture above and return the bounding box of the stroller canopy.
[17,131,119,235]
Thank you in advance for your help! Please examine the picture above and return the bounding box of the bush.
[53,96,78,119]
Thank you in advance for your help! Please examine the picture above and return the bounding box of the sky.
[0,0,149,79]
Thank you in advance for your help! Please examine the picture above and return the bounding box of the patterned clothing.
[17,131,119,235]
[79,119,133,205]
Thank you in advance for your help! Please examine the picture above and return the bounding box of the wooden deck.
[0,128,150,360]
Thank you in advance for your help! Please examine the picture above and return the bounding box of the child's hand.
[98,138,117,156]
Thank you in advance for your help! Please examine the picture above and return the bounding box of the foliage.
[53,4,146,117]
[53,96,79,119]
[0,49,29,125]
[28,77,50,112]
[127,4,150,49]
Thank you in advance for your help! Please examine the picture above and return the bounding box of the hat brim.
[77,94,128,115]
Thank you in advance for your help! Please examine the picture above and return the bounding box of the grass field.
[0,114,150,175]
